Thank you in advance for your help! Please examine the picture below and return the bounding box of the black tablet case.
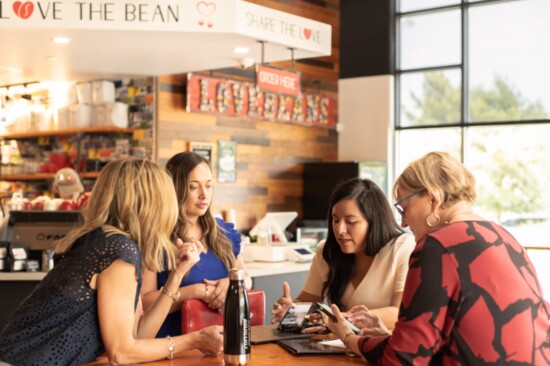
[277,338,346,355]
[251,325,314,345]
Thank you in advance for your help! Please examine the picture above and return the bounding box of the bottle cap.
[229,268,245,281]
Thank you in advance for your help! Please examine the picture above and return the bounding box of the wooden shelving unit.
[0,126,133,140]
[0,127,132,183]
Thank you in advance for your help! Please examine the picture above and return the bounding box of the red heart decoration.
[303,28,312,40]
[13,1,34,19]
[196,1,216,17]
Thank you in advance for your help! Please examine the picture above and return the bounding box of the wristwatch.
[160,286,181,302]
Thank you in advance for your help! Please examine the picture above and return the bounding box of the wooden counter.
[82,342,365,366]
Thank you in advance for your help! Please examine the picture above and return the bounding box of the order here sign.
[256,65,301,96]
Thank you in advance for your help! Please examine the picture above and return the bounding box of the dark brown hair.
[322,178,404,309]
[165,152,234,270]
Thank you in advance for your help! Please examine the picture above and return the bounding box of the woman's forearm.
[138,271,206,337]
[106,331,204,364]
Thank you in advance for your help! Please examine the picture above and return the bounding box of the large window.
[395,0,550,296]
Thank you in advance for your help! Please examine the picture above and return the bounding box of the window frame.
[394,0,550,163]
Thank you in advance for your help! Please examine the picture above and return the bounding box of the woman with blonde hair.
[142,152,250,337]
[325,152,549,364]
[0,158,223,365]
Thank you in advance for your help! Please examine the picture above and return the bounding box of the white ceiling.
[0,27,322,86]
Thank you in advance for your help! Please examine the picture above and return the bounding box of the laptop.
[277,338,347,355]
[251,324,314,345]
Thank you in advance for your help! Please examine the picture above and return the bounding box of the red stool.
[181,289,265,334]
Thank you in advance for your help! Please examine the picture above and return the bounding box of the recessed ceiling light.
[233,47,249,54]
[52,37,71,44]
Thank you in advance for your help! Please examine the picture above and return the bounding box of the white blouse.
[301,233,416,310]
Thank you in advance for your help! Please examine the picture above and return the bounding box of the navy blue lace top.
[0,228,141,366]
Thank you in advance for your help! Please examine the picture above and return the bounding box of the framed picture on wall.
[217,140,237,183]
[189,142,215,163]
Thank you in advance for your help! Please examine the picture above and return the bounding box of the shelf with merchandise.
[0,126,133,140]
[0,127,133,188]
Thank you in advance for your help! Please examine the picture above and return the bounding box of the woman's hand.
[323,304,354,340]
[346,305,391,336]
[203,278,229,310]
[174,239,203,276]
[193,325,224,356]
[270,282,294,323]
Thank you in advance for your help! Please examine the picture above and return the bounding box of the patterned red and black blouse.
[358,221,550,365]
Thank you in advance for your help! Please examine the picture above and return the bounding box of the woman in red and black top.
[327,152,549,365]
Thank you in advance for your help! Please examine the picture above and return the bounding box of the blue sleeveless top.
[155,218,241,337]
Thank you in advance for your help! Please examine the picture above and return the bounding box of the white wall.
[338,75,394,162]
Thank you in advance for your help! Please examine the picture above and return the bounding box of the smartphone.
[277,302,313,333]
[315,302,360,334]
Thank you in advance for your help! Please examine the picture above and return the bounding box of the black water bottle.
[223,268,250,366]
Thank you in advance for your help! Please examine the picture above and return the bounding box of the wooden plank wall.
[157,0,339,232]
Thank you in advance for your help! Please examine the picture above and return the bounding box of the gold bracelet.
[343,332,355,349]
[160,286,180,302]
[204,283,209,298]
[166,335,175,360]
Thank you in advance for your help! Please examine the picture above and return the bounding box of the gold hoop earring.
[426,213,441,227]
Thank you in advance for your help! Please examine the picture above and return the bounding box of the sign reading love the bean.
[0,0,331,56]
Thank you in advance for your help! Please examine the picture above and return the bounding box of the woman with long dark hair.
[271,178,415,329]
[141,152,250,337]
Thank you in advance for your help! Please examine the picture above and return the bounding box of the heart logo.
[13,1,34,19]
[196,1,216,17]
[303,28,312,40]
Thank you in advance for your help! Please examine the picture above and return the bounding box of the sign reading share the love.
[235,1,331,56]
[0,0,332,55]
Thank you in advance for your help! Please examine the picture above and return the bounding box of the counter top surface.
[245,260,311,277]
[0,272,47,281]
[0,261,310,281]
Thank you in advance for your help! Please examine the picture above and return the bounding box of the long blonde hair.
[165,152,235,270]
[55,158,179,272]
[393,151,476,208]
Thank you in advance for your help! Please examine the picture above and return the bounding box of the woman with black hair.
[271,178,415,329]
